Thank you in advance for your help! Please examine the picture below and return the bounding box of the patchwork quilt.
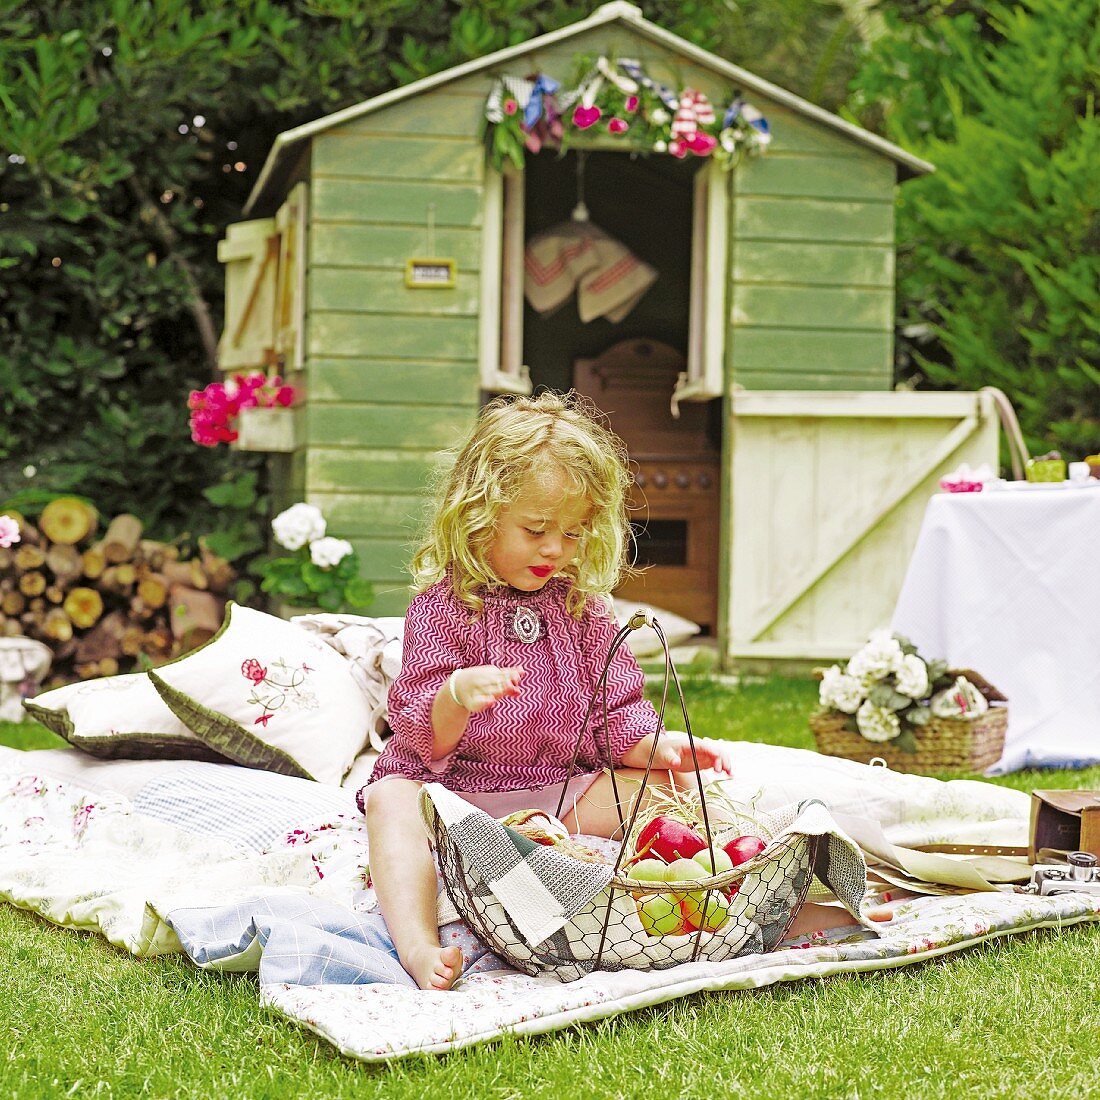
[2,744,1098,1062]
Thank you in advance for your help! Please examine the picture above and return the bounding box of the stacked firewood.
[0,498,234,687]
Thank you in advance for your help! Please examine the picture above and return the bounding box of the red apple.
[635,814,707,863]
[723,834,767,867]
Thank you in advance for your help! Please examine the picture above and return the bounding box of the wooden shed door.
[724,389,1000,663]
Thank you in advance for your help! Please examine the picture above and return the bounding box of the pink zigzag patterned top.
[370,577,658,792]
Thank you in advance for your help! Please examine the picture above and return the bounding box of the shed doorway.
[517,149,721,634]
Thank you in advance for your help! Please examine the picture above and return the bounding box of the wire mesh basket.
[427,610,820,981]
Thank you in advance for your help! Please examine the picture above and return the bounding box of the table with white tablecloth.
[891,483,1100,773]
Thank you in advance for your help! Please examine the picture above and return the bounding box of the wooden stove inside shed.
[573,338,720,633]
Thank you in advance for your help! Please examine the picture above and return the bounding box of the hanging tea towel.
[524,222,657,324]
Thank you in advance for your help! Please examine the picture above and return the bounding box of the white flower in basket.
[819,666,863,714]
[855,699,901,742]
[895,653,930,699]
[816,632,987,754]
[845,629,904,685]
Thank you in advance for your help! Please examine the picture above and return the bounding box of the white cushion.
[613,599,701,657]
[149,603,372,785]
[24,674,227,762]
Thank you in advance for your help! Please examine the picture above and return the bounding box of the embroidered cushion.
[23,673,229,762]
[149,603,372,785]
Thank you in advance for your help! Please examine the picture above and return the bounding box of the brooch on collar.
[512,605,541,644]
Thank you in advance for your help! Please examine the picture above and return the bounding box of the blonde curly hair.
[410,391,632,617]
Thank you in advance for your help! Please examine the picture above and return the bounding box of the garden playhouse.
[218,1,999,666]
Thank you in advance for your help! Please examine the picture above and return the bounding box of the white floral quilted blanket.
[1,753,1099,1062]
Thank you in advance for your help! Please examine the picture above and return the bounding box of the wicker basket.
[811,669,1007,773]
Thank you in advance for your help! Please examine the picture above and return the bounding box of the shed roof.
[244,1,933,216]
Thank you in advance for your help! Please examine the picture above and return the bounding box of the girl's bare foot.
[405,944,464,990]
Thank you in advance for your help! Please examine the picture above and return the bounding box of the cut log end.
[39,497,98,545]
[63,587,106,630]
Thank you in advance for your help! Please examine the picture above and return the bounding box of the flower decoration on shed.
[188,371,297,447]
[816,630,989,752]
[255,503,373,613]
[483,55,770,170]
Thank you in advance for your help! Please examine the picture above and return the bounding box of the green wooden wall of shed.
[305,80,486,614]
[299,20,900,612]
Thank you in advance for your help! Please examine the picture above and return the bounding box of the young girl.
[364,391,738,990]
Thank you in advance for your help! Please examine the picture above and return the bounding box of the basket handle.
[553,608,721,876]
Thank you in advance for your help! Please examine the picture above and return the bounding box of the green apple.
[663,857,709,885]
[636,893,688,937]
[681,889,732,932]
[626,858,669,884]
[693,847,734,875]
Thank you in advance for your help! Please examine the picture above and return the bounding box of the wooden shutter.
[479,164,532,395]
[273,182,307,373]
[216,217,279,371]
[673,161,728,414]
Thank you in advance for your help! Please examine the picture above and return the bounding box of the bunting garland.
[482,55,770,170]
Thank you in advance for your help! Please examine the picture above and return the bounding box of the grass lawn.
[2,676,1099,1099]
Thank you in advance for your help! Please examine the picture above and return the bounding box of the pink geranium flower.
[188,371,299,448]
[0,515,20,549]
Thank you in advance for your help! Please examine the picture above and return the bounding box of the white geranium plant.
[256,503,373,613]
[817,630,956,752]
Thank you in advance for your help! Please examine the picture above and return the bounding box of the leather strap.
[910,843,1029,857]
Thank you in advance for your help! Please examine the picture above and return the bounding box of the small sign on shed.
[405,258,456,289]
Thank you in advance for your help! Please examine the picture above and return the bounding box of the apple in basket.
[692,847,735,875]
[693,846,740,902]
[623,857,669,896]
[634,814,708,863]
[637,893,690,936]
[665,856,734,932]
[723,834,767,867]
[680,889,733,932]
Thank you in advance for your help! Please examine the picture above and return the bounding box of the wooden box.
[1029,790,1100,863]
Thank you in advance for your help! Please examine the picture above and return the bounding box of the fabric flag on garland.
[524,221,658,324]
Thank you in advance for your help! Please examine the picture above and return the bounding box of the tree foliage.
[0,0,878,539]
[849,0,1100,457]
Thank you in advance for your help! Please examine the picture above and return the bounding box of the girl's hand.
[448,665,523,713]
[621,731,735,776]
